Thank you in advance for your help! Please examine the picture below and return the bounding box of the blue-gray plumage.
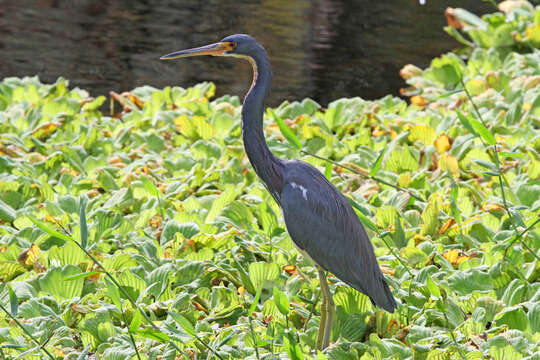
[281,162,396,312]
[161,34,397,349]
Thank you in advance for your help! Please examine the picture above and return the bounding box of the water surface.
[0,0,493,106]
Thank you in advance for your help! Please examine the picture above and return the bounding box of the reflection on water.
[0,0,492,106]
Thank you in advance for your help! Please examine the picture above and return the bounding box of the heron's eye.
[221,41,236,53]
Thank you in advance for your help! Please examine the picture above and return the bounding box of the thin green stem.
[269,323,276,356]
[459,78,518,229]
[380,232,415,324]
[377,231,414,279]
[505,217,540,250]
[248,318,261,360]
[303,291,321,332]
[193,333,224,360]
[121,305,142,360]
[371,227,416,324]
[459,77,539,261]
[53,222,186,357]
[301,150,425,202]
[441,307,466,360]
[0,303,55,360]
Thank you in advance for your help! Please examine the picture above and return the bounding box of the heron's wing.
[280,162,396,312]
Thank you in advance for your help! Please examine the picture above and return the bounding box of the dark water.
[0,0,493,106]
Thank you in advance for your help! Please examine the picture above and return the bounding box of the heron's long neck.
[242,49,283,202]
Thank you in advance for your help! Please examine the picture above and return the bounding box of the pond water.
[0,0,493,106]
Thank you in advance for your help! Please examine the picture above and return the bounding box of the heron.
[161,34,397,350]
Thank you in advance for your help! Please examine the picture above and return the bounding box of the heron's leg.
[316,267,335,350]
[316,279,327,351]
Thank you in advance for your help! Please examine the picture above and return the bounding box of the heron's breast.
[285,226,320,267]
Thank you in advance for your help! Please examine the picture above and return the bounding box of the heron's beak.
[160,41,235,60]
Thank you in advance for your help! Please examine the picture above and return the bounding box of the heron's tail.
[370,275,397,312]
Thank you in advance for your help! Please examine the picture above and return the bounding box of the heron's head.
[160,34,261,61]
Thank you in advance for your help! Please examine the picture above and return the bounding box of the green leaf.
[356,211,378,232]
[140,175,160,197]
[221,201,254,229]
[499,151,526,160]
[370,149,386,176]
[206,186,240,222]
[324,162,332,180]
[161,220,200,242]
[128,309,143,333]
[134,328,170,342]
[104,278,122,309]
[490,345,524,360]
[494,305,529,331]
[468,117,496,145]
[8,286,18,316]
[421,194,441,236]
[376,205,398,228]
[333,286,373,314]
[426,277,441,298]
[249,283,264,316]
[0,262,26,282]
[456,110,477,137]
[528,302,540,333]
[283,331,304,360]
[349,198,378,232]
[248,262,280,289]
[179,222,200,238]
[77,345,90,360]
[65,271,103,281]
[401,247,429,267]
[49,240,86,266]
[386,145,419,173]
[272,111,301,149]
[456,110,496,145]
[82,95,106,111]
[191,116,214,140]
[340,313,368,341]
[39,265,84,300]
[273,286,290,316]
[316,350,329,360]
[29,216,73,243]
[444,26,474,46]
[447,270,493,295]
[0,199,16,222]
[169,311,196,337]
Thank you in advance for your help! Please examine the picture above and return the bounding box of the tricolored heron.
[161,34,397,350]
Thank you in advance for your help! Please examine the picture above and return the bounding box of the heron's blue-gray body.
[232,34,397,312]
[160,33,397,350]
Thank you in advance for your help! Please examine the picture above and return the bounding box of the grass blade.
[8,286,18,316]
[272,111,301,149]
[249,283,264,316]
[79,195,88,250]
[28,216,73,243]
[65,271,103,281]
[455,110,477,137]
[469,116,496,145]
[169,311,196,337]
[369,149,386,176]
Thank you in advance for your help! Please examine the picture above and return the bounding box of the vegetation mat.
[0,2,539,359]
